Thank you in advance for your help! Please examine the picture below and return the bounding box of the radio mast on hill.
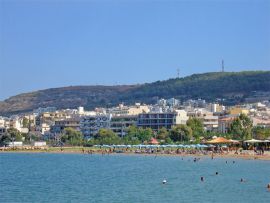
[222,60,225,72]
[177,68,180,78]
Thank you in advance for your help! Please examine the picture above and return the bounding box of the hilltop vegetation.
[0,71,269,116]
[121,71,270,104]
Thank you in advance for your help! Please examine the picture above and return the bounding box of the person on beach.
[254,146,257,155]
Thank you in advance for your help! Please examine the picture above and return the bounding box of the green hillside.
[0,71,269,116]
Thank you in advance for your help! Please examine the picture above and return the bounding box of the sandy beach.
[1,147,270,161]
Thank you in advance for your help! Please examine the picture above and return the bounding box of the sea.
[0,153,269,203]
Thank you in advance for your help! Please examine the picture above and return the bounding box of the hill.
[0,71,269,116]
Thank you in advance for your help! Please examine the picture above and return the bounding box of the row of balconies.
[137,123,173,126]
[139,115,175,119]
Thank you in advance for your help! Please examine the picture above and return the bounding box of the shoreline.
[1,148,270,161]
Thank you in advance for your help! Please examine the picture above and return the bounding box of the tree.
[0,128,23,146]
[137,128,153,142]
[125,126,153,143]
[169,124,192,142]
[123,126,140,145]
[95,128,121,145]
[186,118,204,141]
[22,118,29,128]
[164,137,173,144]
[23,132,40,143]
[126,126,138,137]
[7,128,23,141]
[0,133,12,146]
[228,114,253,140]
[156,127,169,140]
[61,127,84,146]
[252,126,270,140]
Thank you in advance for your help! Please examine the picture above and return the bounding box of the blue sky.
[1,0,270,100]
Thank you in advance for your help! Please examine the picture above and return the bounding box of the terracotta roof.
[149,138,159,145]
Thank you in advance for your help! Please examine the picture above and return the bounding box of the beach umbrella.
[229,139,240,144]
[196,144,207,148]
[244,139,263,143]
[206,137,233,144]
[101,145,111,148]
[200,144,209,148]
[149,138,160,145]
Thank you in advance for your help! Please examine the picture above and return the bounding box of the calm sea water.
[0,153,269,203]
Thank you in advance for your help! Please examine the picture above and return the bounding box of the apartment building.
[51,118,80,134]
[137,110,189,131]
[80,115,111,137]
[110,115,137,137]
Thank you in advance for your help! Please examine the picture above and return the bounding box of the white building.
[33,141,47,147]
[0,117,5,128]
[36,123,51,135]
[167,98,180,107]
[108,103,150,116]
[7,141,23,147]
[175,110,189,125]
[9,117,22,132]
[203,115,219,131]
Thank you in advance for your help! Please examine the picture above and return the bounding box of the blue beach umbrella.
[200,144,208,148]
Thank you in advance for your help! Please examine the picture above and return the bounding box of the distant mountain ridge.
[0,71,269,116]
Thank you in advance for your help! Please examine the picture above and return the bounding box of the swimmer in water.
[216,172,218,175]
[201,177,204,182]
